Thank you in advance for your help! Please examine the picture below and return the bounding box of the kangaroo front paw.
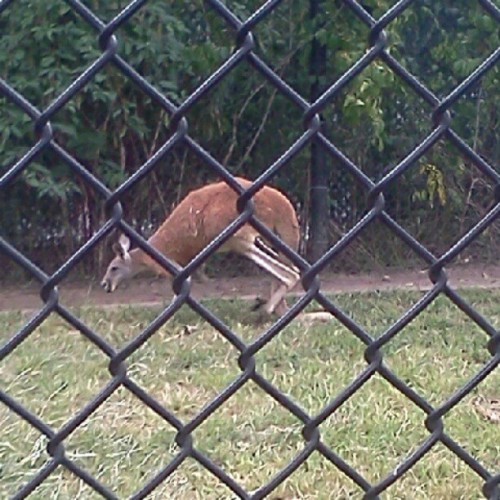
[251,296,267,311]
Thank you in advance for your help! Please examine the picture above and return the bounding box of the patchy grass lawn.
[1,289,498,499]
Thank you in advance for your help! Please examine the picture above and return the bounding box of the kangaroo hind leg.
[240,235,299,315]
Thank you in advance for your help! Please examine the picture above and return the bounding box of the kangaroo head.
[101,235,134,293]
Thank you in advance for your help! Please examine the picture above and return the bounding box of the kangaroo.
[100,177,301,315]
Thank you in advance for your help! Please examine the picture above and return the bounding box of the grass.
[1,289,499,499]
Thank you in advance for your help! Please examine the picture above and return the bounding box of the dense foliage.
[1,1,498,278]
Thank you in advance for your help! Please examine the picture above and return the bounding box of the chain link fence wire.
[1,0,499,498]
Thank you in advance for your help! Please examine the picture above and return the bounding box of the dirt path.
[1,262,499,312]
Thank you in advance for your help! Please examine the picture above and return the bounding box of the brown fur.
[133,177,300,274]
[101,177,301,315]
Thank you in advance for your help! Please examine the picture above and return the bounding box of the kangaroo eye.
[110,266,119,272]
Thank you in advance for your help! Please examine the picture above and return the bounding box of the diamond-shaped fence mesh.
[1,0,499,499]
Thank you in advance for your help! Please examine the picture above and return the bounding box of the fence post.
[308,0,330,262]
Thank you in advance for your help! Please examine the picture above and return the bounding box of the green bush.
[1,1,498,279]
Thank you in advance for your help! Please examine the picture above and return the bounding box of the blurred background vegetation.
[0,0,498,281]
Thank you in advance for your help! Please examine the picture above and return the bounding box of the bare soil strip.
[1,263,498,312]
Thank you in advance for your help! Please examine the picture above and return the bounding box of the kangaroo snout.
[101,280,112,293]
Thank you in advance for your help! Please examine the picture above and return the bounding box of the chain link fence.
[1,0,499,498]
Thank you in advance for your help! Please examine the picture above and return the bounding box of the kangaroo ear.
[112,235,130,258]
[118,234,131,252]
